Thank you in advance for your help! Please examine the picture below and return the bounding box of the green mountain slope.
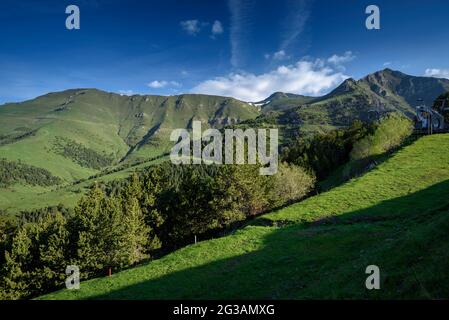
[361,68,449,108]
[0,89,258,177]
[40,134,449,299]
[0,90,259,213]
[2,69,447,182]
[255,69,449,139]
[2,69,449,214]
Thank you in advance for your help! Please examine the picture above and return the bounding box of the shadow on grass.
[86,180,449,300]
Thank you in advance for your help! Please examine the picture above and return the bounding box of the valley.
[2,69,449,214]
[2,68,449,300]
[3,0,449,307]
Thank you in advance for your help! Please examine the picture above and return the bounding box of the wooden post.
[195,235,197,244]
[108,267,112,277]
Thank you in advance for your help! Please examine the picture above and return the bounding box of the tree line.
[281,120,375,181]
[52,137,115,170]
[0,161,315,299]
[0,113,412,299]
[0,158,62,188]
[281,113,413,183]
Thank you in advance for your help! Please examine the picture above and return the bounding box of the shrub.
[350,113,413,160]
[433,92,449,124]
[281,120,374,180]
[270,163,316,207]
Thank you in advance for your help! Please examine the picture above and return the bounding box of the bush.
[322,113,414,188]
[281,120,374,180]
[270,163,316,207]
[433,92,449,124]
[350,113,413,160]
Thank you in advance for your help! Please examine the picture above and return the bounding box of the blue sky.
[1,0,449,103]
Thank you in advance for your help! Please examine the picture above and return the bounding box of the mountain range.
[255,69,449,137]
[1,68,449,192]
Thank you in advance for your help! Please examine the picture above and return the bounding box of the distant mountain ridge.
[262,69,449,113]
[251,92,316,112]
[1,69,449,185]
[252,69,449,139]
[0,90,259,183]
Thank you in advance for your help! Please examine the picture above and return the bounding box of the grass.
[39,134,449,299]
[264,134,449,224]
[0,156,167,214]
[0,89,258,213]
[0,89,259,177]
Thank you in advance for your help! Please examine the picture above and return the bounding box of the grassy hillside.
[0,90,259,213]
[0,156,167,214]
[2,69,448,214]
[0,89,259,179]
[40,134,449,299]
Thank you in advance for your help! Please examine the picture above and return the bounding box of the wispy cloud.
[328,51,355,65]
[211,20,224,37]
[192,55,351,102]
[148,80,181,89]
[180,20,202,35]
[228,0,255,68]
[279,0,310,51]
[228,0,308,67]
[118,90,135,96]
[424,68,449,79]
[265,50,290,61]
[181,19,223,38]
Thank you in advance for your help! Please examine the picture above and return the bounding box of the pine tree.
[32,212,69,293]
[1,227,32,299]
[69,185,107,276]
[101,197,127,270]
[70,183,153,277]
[120,196,150,265]
[137,169,165,249]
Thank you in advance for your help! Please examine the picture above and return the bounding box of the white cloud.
[212,20,224,35]
[383,62,392,67]
[148,81,166,88]
[118,90,134,96]
[265,50,290,61]
[191,58,349,102]
[424,68,449,79]
[328,51,355,65]
[147,81,181,89]
[180,20,201,35]
[273,50,289,60]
